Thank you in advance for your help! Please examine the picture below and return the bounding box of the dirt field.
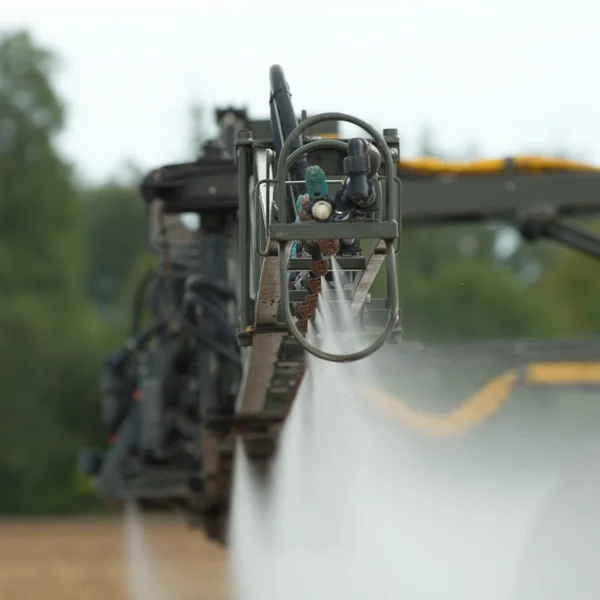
[0,517,230,600]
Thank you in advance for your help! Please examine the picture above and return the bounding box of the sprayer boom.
[79,65,401,543]
[80,58,600,545]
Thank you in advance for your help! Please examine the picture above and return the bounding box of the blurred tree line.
[0,30,599,514]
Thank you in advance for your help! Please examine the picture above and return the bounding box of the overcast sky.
[2,0,599,183]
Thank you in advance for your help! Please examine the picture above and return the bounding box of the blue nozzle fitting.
[304,165,335,221]
[305,165,329,201]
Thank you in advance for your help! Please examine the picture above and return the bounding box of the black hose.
[131,263,192,336]
[130,260,240,365]
[132,322,164,348]
[184,274,237,303]
[179,273,240,365]
[182,292,238,346]
[180,318,241,366]
[269,64,307,205]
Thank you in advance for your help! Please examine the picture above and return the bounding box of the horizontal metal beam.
[288,289,353,302]
[98,471,194,500]
[270,220,399,241]
[400,172,600,225]
[288,257,367,271]
[248,116,340,140]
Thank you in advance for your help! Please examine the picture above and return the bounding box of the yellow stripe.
[361,361,600,438]
[361,369,518,438]
[316,133,340,139]
[396,156,600,176]
[526,361,600,385]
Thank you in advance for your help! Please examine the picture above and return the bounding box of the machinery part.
[215,107,248,158]
[312,200,333,221]
[397,157,600,261]
[398,159,600,228]
[337,138,381,214]
[82,98,402,539]
[235,66,403,426]
[398,155,600,177]
[271,111,400,362]
[82,139,243,539]
[78,449,104,477]
[269,64,308,204]
[518,203,600,260]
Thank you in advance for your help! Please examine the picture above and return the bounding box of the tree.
[533,217,600,336]
[0,30,102,513]
[369,131,589,342]
[82,100,209,321]
[81,179,148,315]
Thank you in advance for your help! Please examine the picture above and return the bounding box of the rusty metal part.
[307,277,322,293]
[310,259,329,277]
[296,319,309,335]
[318,238,340,256]
[304,293,319,308]
[298,194,313,221]
[292,196,333,337]
[297,302,316,320]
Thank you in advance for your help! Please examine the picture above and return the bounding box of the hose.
[129,259,240,365]
[182,292,238,346]
[178,274,240,365]
[180,318,241,366]
[184,274,237,303]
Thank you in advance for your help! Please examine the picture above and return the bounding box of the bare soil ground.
[0,517,230,600]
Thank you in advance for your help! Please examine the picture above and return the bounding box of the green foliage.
[534,229,600,336]
[81,180,148,312]
[0,29,102,513]
[372,219,599,341]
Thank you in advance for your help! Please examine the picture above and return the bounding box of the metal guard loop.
[284,140,385,223]
[275,111,398,226]
[284,138,348,172]
[278,240,400,363]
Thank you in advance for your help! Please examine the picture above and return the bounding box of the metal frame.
[399,171,600,225]
[236,112,401,363]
